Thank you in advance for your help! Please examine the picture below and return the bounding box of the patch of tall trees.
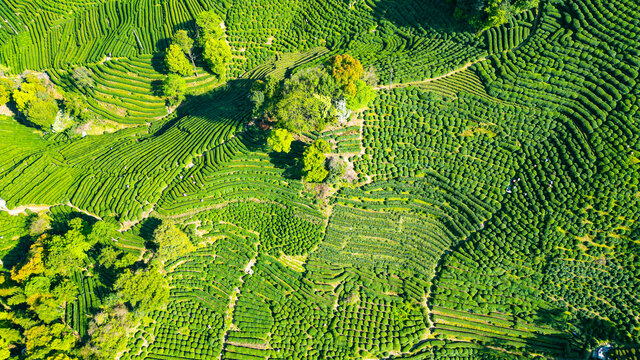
[0,214,194,359]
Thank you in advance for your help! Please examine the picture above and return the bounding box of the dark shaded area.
[150,78,164,97]
[151,77,254,138]
[154,19,198,53]
[150,50,167,74]
[1,235,32,271]
[138,217,162,242]
[531,307,634,358]
[49,209,98,236]
[267,139,305,180]
[370,0,473,33]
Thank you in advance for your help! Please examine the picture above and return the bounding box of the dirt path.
[219,246,260,359]
[374,2,543,92]
[374,58,486,91]
[2,201,102,220]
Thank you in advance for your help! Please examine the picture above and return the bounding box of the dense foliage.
[0,0,638,359]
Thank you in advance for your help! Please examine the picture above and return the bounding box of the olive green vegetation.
[0,0,639,359]
[255,55,374,135]
[454,0,540,29]
[0,213,194,359]
[71,67,94,90]
[196,10,231,79]
[267,128,293,153]
[162,74,186,106]
[165,44,192,77]
[302,139,331,183]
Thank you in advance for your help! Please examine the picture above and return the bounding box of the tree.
[346,80,376,110]
[249,90,264,114]
[485,0,512,27]
[51,280,79,306]
[0,78,14,105]
[26,97,58,130]
[42,218,91,277]
[115,268,169,313]
[275,89,331,133]
[305,166,329,183]
[72,67,94,89]
[329,54,363,97]
[45,354,77,360]
[162,74,186,106]
[24,324,75,359]
[0,272,21,299]
[24,276,50,302]
[326,156,347,184]
[267,128,293,153]
[196,10,224,39]
[165,44,192,76]
[172,30,197,76]
[30,295,61,324]
[85,304,134,359]
[11,238,46,283]
[201,37,231,78]
[98,246,122,269]
[172,30,194,57]
[13,80,45,112]
[12,78,58,130]
[153,221,195,262]
[87,220,118,246]
[303,139,330,183]
[62,92,89,121]
[285,66,340,98]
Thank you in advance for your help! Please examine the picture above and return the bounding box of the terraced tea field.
[0,0,638,359]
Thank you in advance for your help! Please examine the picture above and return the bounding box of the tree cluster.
[453,0,539,29]
[162,10,232,106]
[253,55,375,136]
[0,214,197,359]
[5,75,59,130]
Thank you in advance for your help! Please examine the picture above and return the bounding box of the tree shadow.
[138,217,162,242]
[49,209,97,236]
[150,79,164,97]
[268,140,305,180]
[150,50,167,74]
[149,77,254,139]
[1,235,32,271]
[370,0,473,33]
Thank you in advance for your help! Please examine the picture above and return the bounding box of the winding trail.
[373,58,487,91]
[374,1,543,92]
[2,201,102,220]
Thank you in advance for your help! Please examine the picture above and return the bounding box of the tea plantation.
[0,0,639,359]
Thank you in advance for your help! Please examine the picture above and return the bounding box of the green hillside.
[0,0,638,359]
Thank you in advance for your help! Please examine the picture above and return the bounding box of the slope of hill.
[0,0,638,359]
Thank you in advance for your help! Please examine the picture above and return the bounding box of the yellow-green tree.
[202,37,231,78]
[11,77,58,130]
[165,43,192,76]
[162,74,187,106]
[267,128,293,153]
[303,139,331,182]
[196,10,224,39]
[0,78,14,105]
[11,237,46,283]
[24,324,75,359]
[114,268,169,313]
[153,221,195,262]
